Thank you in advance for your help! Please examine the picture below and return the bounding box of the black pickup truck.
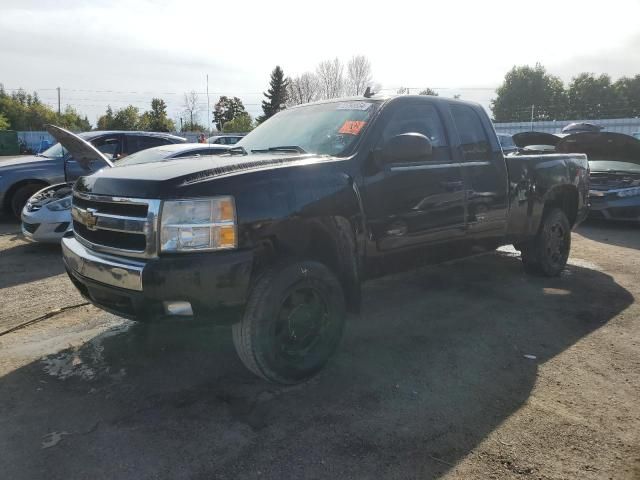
[62,95,589,384]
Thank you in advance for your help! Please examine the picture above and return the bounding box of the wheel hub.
[275,287,328,356]
[546,222,566,264]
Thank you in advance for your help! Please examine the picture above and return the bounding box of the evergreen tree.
[258,66,288,123]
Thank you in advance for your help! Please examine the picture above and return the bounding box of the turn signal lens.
[218,198,235,222]
[217,225,236,248]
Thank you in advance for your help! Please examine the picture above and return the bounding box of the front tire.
[519,208,571,277]
[232,261,346,384]
[11,184,44,218]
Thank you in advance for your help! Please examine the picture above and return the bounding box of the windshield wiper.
[227,145,247,155]
[251,146,307,154]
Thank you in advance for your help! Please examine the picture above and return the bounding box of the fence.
[16,131,247,153]
[493,117,640,136]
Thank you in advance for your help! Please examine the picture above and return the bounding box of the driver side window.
[380,103,450,161]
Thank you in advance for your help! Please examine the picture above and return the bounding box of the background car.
[21,134,230,243]
[496,133,518,155]
[556,131,640,222]
[207,134,244,145]
[1,130,186,217]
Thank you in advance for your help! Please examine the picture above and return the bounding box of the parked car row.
[21,130,230,243]
[0,130,187,217]
[506,130,640,223]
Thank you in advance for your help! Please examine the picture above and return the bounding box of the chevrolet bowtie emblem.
[74,207,99,230]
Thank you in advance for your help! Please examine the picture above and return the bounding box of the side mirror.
[381,133,433,164]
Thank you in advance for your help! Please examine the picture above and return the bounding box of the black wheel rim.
[272,286,331,361]
[545,221,567,266]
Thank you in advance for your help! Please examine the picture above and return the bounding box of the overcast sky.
[1,0,639,128]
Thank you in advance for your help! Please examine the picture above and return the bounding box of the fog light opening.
[163,301,193,316]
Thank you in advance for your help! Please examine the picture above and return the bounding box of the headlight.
[160,197,237,252]
[45,196,72,211]
[617,187,640,198]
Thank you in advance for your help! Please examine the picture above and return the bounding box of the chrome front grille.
[71,192,161,258]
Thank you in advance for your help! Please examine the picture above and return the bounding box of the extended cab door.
[448,104,508,237]
[362,98,466,252]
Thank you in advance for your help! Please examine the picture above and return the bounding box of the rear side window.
[451,105,491,161]
[126,135,172,154]
[380,103,450,161]
[92,136,121,159]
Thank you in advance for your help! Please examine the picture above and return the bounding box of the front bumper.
[588,191,640,222]
[21,206,72,243]
[62,236,253,321]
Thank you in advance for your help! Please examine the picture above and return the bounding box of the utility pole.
[206,74,211,134]
[530,104,535,130]
[57,87,61,116]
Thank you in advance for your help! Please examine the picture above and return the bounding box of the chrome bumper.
[62,236,145,291]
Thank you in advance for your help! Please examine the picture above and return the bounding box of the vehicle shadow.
[576,219,640,250]
[0,252,633,479]
[0,239,65,289]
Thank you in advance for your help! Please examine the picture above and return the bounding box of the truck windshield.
[238,100,379,156]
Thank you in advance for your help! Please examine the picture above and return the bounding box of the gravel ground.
[0,216,638,479]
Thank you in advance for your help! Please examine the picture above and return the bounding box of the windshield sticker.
[336,101,372,111]
[338,120,367,136]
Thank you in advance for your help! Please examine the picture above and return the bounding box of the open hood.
[45,124,114,169]
[512,131,561,148]
[556,132,640,166]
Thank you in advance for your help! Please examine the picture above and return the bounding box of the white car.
[22,127,229,243]
[207,134,244,145]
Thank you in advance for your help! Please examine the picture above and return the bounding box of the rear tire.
[519,208,571,277]
[232,260,346,384]
[11,184,44,218]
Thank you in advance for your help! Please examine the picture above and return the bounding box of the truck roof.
[290,94,484,111]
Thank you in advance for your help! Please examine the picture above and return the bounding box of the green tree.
[181,121,207,132]
[142,98,175,131]
[97,105,114,130]
[58,106,91,131]
[0,112,9,130]
[0,89,55,130]
[111,105,140,130]
[213,96,247,131]
[258,66,288,123]
[491,64,567,122]
[0,84,90,131]
[613,75,640,117]
[567,73,620,119]
[418,88,439,96]
[222,113,253,133]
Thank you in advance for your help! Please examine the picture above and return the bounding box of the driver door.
[362,99,466,252]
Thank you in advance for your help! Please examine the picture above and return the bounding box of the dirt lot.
[1,216,639,479]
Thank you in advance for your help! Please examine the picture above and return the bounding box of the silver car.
[207,134,244,145]
[22,127,229,243]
